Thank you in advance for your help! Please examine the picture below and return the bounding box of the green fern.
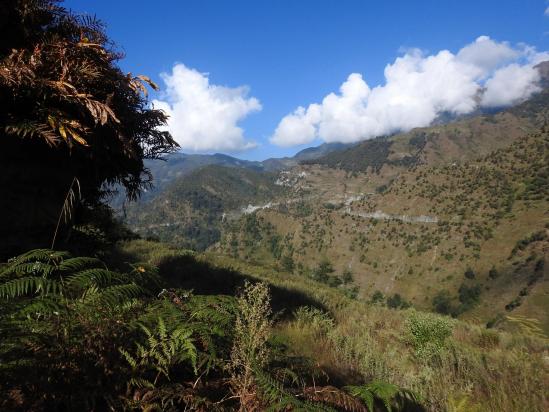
[253,366,331,412]
[6,249,69,266]
[144,291,239,371]
[346,381,422,412]
[65,268,126,291]
[0,249,161,330]
[346,384,375,412]
[18,296,64,317]
[1,262,58,279]
[0,276,61,298]
[127,263,162,290]
[58,257,105,273]
[121,317,198,388]
[87,283,146,308]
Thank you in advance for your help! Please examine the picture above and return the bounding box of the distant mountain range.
[111,141,352,209]
[145,141,352,180]
[125,61,549,202]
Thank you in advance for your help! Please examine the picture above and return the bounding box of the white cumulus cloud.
[153,64,261,152]
[481,64,541,107]
[456,35,518,74]
[271,36,547,147]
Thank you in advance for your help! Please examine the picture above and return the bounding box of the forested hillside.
[303,87,549,172]
[217,92,549,332]
[121,79,549,333]
[124,165,285,250]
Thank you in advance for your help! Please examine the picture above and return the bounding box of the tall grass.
[280,303,548,411]
[116,240,549,411]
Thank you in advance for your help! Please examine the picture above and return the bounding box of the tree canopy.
[0,0,178,199]
[0,0,178,255]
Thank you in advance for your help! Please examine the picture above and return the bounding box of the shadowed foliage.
[0,0,178,257]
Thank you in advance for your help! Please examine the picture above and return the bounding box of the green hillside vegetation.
[132,89,548,264]
[111,153,266,209]
[4,240,546,410]
[217,123,549,333]
[305,90,548,173]
[124,165,285,250]
[262,142,352,171]
[111,142,350,209]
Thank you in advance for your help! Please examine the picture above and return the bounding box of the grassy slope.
[113,239,548,412]
[216,96,549,333]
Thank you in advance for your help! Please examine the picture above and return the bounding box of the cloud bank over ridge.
[271,36,548,147]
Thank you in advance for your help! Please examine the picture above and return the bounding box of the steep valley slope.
[123,89,549,333]
[123,165,287,250]
[214,91,549,333]
[217,128,548,332]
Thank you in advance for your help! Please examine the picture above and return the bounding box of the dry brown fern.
[302,385,369,412]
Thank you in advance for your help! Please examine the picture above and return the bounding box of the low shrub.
[294,306,334,337]
[406,310,454,360]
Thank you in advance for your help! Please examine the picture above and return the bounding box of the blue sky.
[65,0,549,160]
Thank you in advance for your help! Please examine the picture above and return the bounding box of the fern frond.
[367,380,399,412]
[65,268,125,291]
[128,377,155,390]
[0,262,57,279]
[345,381,422,412]
[391,387,422,411]
[120,348,138,369]
[187,295,238,321]
[303,386,368,412]
[157,317,167,339]
[122,317,199,390]
[18,296,64,317]
[271,366,300,387]
[88,283,145,308]
[345,385,375,412]
[58,257,105,273]
[172,327,197,373]
[0,276,61,299]
[1,249,70,280]
[8,249,69,265]
[253,367,329,412]
[5,121,61,146]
